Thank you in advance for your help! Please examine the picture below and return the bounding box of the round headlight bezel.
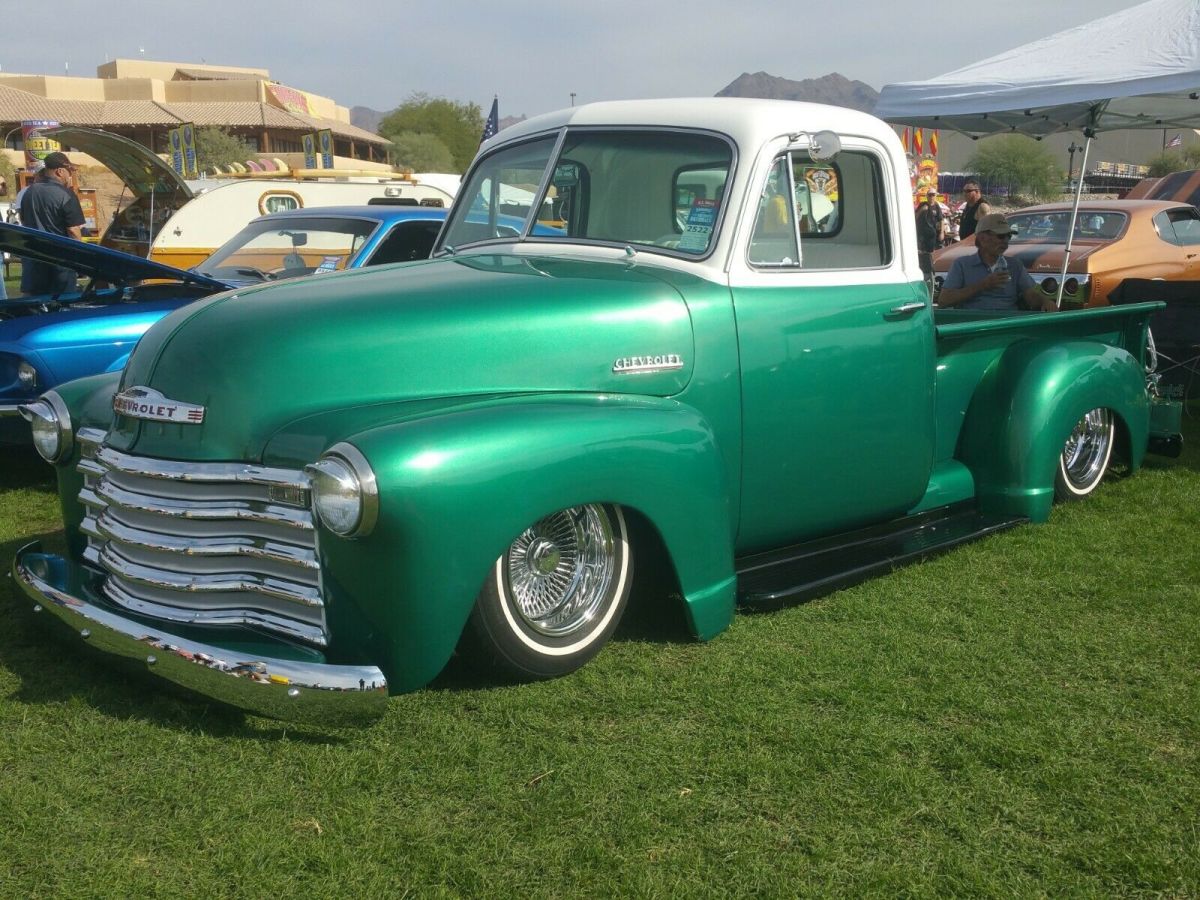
[306,442,378,538]
[20,391,73,463]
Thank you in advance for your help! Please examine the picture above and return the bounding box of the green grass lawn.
[0,418,1197,896]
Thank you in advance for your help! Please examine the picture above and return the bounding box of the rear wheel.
[463,503,632,680]
[1054,407,1115,501]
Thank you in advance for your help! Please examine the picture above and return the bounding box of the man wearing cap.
[19,151,85,296]
[936,212,1056,312]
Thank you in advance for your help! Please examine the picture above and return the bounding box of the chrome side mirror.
[789,130,842,161]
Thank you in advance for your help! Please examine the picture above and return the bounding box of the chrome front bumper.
[12,542,388,727]
[0,404,24,417]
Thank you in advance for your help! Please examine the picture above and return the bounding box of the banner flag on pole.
[901,127,910,152]
[1167,133,1183,148]
[930,129,939,158]
[914,128,923,156]
[480,96,499,146]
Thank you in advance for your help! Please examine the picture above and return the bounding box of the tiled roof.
[286,111,389,144]
[174,67,260,81]
[0,83,389,146]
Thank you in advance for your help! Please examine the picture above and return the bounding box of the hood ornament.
[113,386,206,425]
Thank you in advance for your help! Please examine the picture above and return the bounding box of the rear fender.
[316,395,737,692]
[958,340,1148,523]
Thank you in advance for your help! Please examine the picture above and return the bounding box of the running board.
[736,504,1027,609]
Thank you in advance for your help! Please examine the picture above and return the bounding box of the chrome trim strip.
[91,480,314,530]
[0,404,23,418]
[91,513,319,571]
[103,580,328,647]
[99,544,323,607]
[77,427,106,446]
[94,445,310,490]
[77,457,106,478]
[12,543,386,727]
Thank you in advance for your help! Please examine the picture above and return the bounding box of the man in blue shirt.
[937,213,1056,312]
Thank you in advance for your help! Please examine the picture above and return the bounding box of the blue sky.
[4,0,1147,119]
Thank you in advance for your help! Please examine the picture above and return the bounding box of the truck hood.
[109,253,698,461]
[45,126,195,205]
[0,222,229,291]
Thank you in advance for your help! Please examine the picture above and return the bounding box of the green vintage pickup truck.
[14,99,1182,726]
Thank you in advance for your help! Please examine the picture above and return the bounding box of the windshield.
[1006,211,1128,242]
[440,129,734,257]
[198,216,378,281]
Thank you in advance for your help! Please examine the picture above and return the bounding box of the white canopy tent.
[875,0,1200,304]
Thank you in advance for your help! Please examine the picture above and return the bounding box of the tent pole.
[1055,134,1092,309]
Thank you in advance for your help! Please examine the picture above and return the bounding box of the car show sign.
[21,120,61,169]
[303,133,318,169]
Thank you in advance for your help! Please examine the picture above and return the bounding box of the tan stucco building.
[0,58,389,173]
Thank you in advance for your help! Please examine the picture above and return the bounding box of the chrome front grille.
[76,428,328,647]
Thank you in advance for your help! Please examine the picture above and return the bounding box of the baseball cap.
[41,151,75,171]
[976,212,1017,236]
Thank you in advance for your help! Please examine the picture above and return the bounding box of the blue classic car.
[0,206,448,442]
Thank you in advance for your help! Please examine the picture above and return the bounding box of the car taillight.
[1064,278,1079,295]
[1040,277,1057,293]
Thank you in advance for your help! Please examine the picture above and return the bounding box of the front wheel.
[1055,408,1115,501]
[462,503,632,680]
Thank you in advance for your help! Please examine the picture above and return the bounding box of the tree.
[0,152,14,199]
[387,132,455,173]
[378,93,483,172]
[966,135,1062,201]
[1146,144,1200,177]
[193,127,255,175]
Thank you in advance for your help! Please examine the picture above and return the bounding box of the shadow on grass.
[0,445,56,491]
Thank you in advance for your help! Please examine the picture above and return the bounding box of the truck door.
[730,145,935,552]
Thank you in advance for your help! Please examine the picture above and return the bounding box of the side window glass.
[1153,211,1182,246]
[748,148,891,271]
[749,157,799,266]
[261,193,301,214]
[365,222,440,266]
[1168,208,1200,246]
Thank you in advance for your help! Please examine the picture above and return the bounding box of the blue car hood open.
[0,222,228,291]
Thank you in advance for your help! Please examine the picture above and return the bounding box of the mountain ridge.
[348,73,881,136]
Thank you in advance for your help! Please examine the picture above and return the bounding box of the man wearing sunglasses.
[958,179,990,240]
[936,213,1055,311]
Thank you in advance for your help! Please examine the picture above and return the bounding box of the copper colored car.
[932,200,1200,307]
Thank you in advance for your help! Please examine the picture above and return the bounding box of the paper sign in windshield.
[315,256,341,275]
[677,199,717,253]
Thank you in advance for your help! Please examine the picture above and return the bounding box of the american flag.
[480,97,499,146]
[1167,133,1183,148]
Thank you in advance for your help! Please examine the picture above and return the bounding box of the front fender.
[958,340,1148,523]
[313,394,738,693]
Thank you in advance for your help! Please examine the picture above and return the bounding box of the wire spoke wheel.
[1056,407,1115,500]
[464,503,631,680]
[506,506,616,636]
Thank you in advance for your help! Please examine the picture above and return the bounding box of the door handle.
[886,301,926,318]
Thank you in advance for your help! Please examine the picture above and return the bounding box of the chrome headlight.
[17,362,37,390]
[305,443,378,538]
[19,391,73,463]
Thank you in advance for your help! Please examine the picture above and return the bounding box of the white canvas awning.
[875,0,1200,137]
